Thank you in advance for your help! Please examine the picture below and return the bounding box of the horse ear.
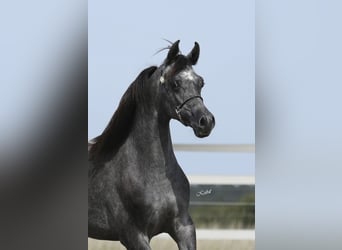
[165,40,180,65]
[187,42,200,65]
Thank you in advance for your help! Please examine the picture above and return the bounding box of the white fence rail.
[173,144,255,153]
[188,175,255,185]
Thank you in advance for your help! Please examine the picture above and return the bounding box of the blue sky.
[89,0,255,175]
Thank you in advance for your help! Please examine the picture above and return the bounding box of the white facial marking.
[181,70,195,81]
[160,76,165,84]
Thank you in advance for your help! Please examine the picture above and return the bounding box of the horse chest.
[127,179,179,226]
[148,185,177,210]
[114,146,188,232]
[143,186,179,231]
[135,179,178,210]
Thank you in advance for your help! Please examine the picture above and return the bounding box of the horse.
[88,40,215,250]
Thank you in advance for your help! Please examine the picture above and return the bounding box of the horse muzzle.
[192,112,215,138]
[175,96,215,138]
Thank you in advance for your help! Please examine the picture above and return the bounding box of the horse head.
[159,40,215,138]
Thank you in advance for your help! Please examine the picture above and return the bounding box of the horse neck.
[131,101,176,162]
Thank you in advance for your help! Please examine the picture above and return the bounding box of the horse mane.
[89,66,157,164]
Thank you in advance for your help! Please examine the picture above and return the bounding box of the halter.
[159,69,203,121]
[175,95,203,117]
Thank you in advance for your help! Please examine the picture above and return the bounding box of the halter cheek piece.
[175,95,203,117]
[160,74,203,121]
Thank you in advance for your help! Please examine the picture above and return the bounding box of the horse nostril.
[211,115,215,126]
[199,116,207,127]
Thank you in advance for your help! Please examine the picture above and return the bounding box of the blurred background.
[0,1,88,250]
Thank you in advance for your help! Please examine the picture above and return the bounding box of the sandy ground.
[88,230,255,250]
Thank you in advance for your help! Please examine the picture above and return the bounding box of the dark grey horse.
[88,40,215,250]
